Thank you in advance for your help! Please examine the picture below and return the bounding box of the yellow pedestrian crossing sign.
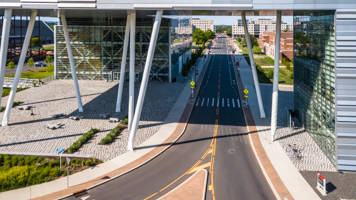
[244,89,249,94]
[190,81,195,86]
[244,95,248,98]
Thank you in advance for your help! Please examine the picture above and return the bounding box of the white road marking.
[222,98,224,107]
[196,98,200,106]
[237,99,240,108]
[227,98,230,107]
[232,99,235,107]
[212,98,215,106]
[239,136,243,143]
[217,98,220,107]
[206,98,210,106]
[81,196,90,200]
[201,98,205,106]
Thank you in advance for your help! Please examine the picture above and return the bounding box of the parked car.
[34,62,47,67]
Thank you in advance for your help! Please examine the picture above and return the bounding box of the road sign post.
[317,173,327,196]
[66,157,71,188]
[56,148,64,172]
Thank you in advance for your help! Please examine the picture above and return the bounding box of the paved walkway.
[0,56,211,200]
[233,53,320,200]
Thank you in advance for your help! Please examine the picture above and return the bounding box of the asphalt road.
[65,35,275,200]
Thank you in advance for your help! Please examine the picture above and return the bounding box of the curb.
[51,55,212,200]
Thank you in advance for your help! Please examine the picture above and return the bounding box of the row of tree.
[7,55,54,72]
[192,29,215,45]
[215,26,232,36]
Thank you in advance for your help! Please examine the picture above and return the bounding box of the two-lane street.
[65,35,275,200]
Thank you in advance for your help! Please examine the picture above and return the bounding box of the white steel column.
[61,12,83,112]
[116,13,131,112]
[128,11,136,130]
[127,10,163,151]
[271,11,282,141]
[2,10,37,126]
[242,11,266,118]
[0,9,12,112]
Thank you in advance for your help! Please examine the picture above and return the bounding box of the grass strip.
[0,101,24,112]
[99,116,128,145]
[67,128,99,153]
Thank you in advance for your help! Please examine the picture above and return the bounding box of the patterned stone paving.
[0,80,185,161]
[260,83,337,172]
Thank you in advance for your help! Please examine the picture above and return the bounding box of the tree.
[44,55,53,65]
[27,57,34,67]
[283,29,289,32]
[205,29,216,40]
[7,62,15,70]
[29,37,43,47]
[193,29,208,45]
[241,34,258,48]
[46,64,54,73]
[237,37,242,43]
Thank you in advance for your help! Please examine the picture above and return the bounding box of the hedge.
[68,128,98,153]
[99,116,128,145]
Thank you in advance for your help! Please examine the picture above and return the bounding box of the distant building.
[0,17,54,62]
[259,30,293,61]
[191,19,216,32]
[174,18,193,35]
[232,18,293,38]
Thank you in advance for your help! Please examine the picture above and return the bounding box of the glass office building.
[293,10,336,165]
[55,17,171,82]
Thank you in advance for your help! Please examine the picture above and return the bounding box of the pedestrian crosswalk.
[210,52,231,55]
[195,97,241,108]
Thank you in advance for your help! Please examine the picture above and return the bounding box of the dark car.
[34,62,47,67]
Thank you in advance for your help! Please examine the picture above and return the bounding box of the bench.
[99,113,109,119]
[69,115,84,120]
[18,105,32,110]
[108,118,119,122]
[46,123,64,129]
[52,113,65,119]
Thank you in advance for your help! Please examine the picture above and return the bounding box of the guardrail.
[0,151,92,158]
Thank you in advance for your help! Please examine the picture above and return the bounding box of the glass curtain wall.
[55,17,170,82]
[293,10,336,165]
[170,12,193,82]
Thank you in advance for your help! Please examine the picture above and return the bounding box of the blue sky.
[41,15,293,25]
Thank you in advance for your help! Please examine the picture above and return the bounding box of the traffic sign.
[190,81,195,86]
[191,86,195,89]
[244,89,249,94]
[196,70,199,75]
[57,148,64,154]
[244,95,248,98]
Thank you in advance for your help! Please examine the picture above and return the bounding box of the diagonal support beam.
[116,12,131,112]
[128,11,136,130]
[127,10,163,151]
[61,12,83,112]
[0,9,12,114]
[2,10,37,126]
[242,11,266,118]
[271,11,282,141]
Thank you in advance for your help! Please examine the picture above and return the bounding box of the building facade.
[191,19,215,32]
[232,18,293,38]
[55,17,171,82]
[259,31,293,61]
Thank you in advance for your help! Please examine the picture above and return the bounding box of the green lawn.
[43,45,54,50]
[2,88,27,97]
[6,67,54,80]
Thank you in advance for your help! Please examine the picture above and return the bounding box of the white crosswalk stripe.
[227,98,230,107]
[196,98,200,106]
[237,99,240,108]
[206,98,210,106]
[232,99,235,107]
[222,98,224,107]
[212,98,215,106]
[201,98,205,106]
[217,98,219,107]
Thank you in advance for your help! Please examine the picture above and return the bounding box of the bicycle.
[286,144,302,162]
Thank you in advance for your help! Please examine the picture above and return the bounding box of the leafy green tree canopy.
[44,55,53,64]
[7,62,15,70]
[29,37,43,47]
[27,57,34,67]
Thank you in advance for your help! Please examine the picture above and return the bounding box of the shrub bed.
[99,116,128,145]
[67,128,98,153]
[0,154,102,192]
